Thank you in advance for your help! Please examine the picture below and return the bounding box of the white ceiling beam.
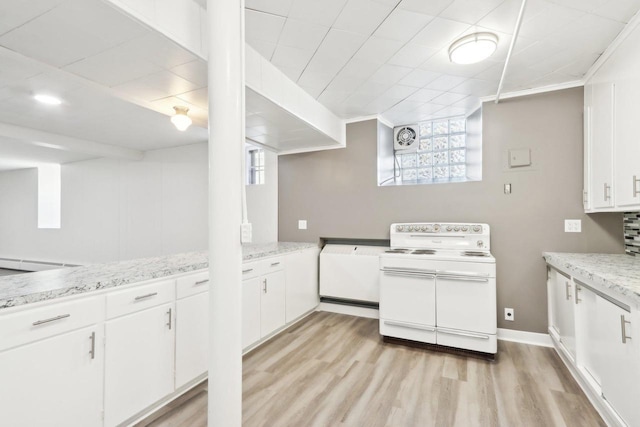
[0,122,144,161]
[495,0,528,104]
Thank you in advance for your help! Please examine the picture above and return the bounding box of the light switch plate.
[241,223,252,243]
[298,220,307,230]
[564,219,581,233]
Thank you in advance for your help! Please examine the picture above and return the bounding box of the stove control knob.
[446,226,452,231]
[454,226,460,231]
[396,225,403,232]
[409,226,415,231]
[462,226,468,231]
[473,225,481,232]
[433,224,440,232]
[477,240,484,248]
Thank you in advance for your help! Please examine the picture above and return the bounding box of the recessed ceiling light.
[34,94,62,105]
[171,106,192,131]
[449,32,499,65]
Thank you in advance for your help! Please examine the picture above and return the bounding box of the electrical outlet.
[298,220,307,230]
[505,308,514,321]
[564,219,582,233]
[504,183,511,194]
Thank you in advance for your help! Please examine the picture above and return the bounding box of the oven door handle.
[438,329,490,340]
[381,268,436,278]
[437,275,490,283]
[384,320,436,332]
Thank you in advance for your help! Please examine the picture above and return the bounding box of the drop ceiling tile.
[419,49,500,78]
[156,0,201,52]
[399,69,442,88]
[546,0,609,12]
[592,0,640,23]
[18,69,84,97]
[333,0,395,36]
[126,71,200,101]
[398,0,455,16]
[518,1,585,40]
[277,65,306,82]
[476,0,524,33]
[170,60,207,87]
[288,0,349,27]
[0,0,65,36]
[271,45,315,72]
[374,9,434,43]
[450,95,481,110]
[473,62,504,80]
[385,99,426,113]
[449,78,496,97]
[63,46,162,88]
[314,29,368,63]
[549,13,625,55]
[0,0,149,67]
[118,33,198,70]
[245,9,286,44]
[388,43,438,68]
[380,84,419,100]
[0,48,48,87]
[317,89,350,106]
[433,105,466,118]
[415,102,445,115]
[439,0,506,25]
[429,91,468,105]
[297,70,335,90]
[424,74,467,91]
[299,85,324,98]
[406,88,444,102]
[278,19,330,50]
[348,81,390,99]
[354,36,404,64]
[246,39,278,59]
[556,52,601,77]
[245,0,294,16]
[411,18,470,50]
[338,58,381,81]
[323,75,362,94]
[366,95,402,112]
[177,87,208,109]
[368,64,413,85]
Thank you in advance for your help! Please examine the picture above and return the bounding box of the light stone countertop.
[0,242,318,311]
[543,252,640,305]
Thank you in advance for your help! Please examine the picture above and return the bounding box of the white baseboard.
[318,302,379,319]
[497,328,552,347]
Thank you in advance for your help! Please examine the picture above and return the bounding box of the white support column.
[208,0,245,426]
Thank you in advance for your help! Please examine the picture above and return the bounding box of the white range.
[379,222,497,355]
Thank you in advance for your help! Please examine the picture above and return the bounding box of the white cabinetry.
[260,270,286,338]
[286,247,320,322]
[613,80,640,208]
[574,281,601,386]
[548,267,576,360]
[104,281,176,427]
[587,82,615,209]
[243,276,262,349]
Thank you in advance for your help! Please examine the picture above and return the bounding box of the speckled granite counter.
[543,252,640,305]
[0,242,317,310]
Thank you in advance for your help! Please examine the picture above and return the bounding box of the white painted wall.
[0,142,278,265]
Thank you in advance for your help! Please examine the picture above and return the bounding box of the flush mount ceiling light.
[449,32,499,65]
[171,106,192,131]
[34,94,62,105]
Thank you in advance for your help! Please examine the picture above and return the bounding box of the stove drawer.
[380,319,436,344]
[379,269,435,326]
[437,327,497,354]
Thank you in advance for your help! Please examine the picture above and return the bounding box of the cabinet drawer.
[177,270,209,299]
[0,296,104,352]
[242,261,262,280]
[106,280,175,319]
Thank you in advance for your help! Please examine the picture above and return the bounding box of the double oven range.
[379,222,497,355]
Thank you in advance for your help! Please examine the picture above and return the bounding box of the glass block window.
[399,117,466,184]
[247,148,265,185]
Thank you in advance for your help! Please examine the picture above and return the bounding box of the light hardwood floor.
[137,312,604,427]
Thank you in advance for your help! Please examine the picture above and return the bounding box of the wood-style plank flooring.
[137,312,604,427]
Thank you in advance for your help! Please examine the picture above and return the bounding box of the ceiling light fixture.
[449,32,498,65]
[171,106,192,131]
[34,94,62,105]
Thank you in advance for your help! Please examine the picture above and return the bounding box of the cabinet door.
[0,326,104,427]
[574,283,601,386]
[553,271,576,360]
[175,292,208,389]
[260,270,286,338]
[583,84,592,211]
[243,277,261,349]
[548,269,561,337]
[590,82,615,209]
[285,248,319,323]
[104,303,175,427]
[597,297,640,426]
[614,80,640,208]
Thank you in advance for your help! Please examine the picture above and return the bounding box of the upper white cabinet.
[585,22,640,212]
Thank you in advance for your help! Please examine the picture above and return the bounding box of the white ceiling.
[245,0,640,124]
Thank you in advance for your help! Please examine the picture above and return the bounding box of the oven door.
[436,270,496,334]
[379,267,436,342]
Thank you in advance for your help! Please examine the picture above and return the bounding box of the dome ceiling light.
[171,106,192,131]
[448,32,499,65]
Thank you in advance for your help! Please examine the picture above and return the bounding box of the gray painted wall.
[278,87,625,334]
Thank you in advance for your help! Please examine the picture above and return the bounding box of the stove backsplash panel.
[624,212,640,256]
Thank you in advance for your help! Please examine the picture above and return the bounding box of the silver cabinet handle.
[384,320,435,332]
[263,279,267,293]
[604,183,611,201]
[89,331,96,360]
[633,175,640,197]
[383,270,435,279]
[242,268,253,274]
[32,314,70,326]
[135,292,158,301]
[167,308,172,330]
[438,329,490,340]
[195,279,209,285]
[565,281,572,300]
[574,284,581,305]
[583,190,588,206]
[437,275,489,283]
[621,315,632,344]
[270,262,280,267]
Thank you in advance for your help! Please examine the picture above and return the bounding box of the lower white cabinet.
[243,276,261,349]
[596,296,640,426]
[548,268,576,360]
[104,302,175,427]
[175,291,209,389]
[0,325,104,427]
[260,270,286,338]
[285,248,320,322]
[574,282,601,386]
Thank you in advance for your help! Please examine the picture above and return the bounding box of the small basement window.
[378,109,482,186]
[246,146,265,185]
